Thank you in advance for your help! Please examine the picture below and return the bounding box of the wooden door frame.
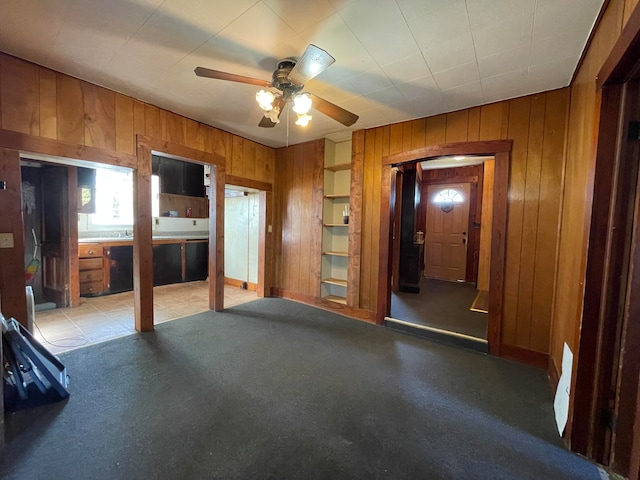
[224,174,273,298]
[572,3,640,478]
[379,140,512,355]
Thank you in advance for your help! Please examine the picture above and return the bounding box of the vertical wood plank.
[411,118,426,149]
[467,107,481,141]
[370,127,384,307]
[144,105,162,139]
[57,75,84,144]
[67,166,80,307]
[402,121,413,152]
[185,118,205,151]
[502,96,531,345]
[360,129,376,309]
[242,140,257,180]
[289,144,303,293]
[477,160,495,291]
[426,114,446,146]
[531,89,568,352]
[115,94,134,155]
[165,112,186,145]
[479,102,504,140]
[298,142,313,295]
[310,140,324,298]
[39,68,57,139]
[82,82,116,150]
[231,136,243,177]
[0,56,39,135]
[445,110,469,143]
[210,165,225,310]
[389,123,404,156]
[133,145,154,332]
[348,130,365,307]
[133,100,145,137]
[0,148,27,326]
[516,94,546,348]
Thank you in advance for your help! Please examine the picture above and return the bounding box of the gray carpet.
[1,298,598,479]
[391,277,488,339]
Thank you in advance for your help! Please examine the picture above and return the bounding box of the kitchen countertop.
[79,234,208,243]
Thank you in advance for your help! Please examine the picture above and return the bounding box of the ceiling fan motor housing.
[272,58,304,99]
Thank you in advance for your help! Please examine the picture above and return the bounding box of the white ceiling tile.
[407,0,469,50]
[396,75,439,101]
[339,95,377,113]
[396,0,460,20]
[263,0,337,34]
[441,81,484,111]
[433,62,480,90]
[466,0,536,31]
[471,14,534,58]
[481,69,529,99]
[530,31,586,67]
[477,46,530,78]
[533,0,604,41]
[347,67,393,94]
[338,0,420,65]
[216,2,298,53]
[421,33,476,74]
[298,13,377,74]
[381,53,432,84]
[528,56,577,92]
[366,86,405,106]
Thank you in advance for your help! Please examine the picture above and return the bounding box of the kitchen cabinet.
[153,243,183,286]
[79,244,107,295]
[108,245,133,294]
[152,155,204,198]
[185,241,208,282]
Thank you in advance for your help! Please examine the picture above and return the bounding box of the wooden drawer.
[79,257,103,270]
[80,280,104,296]
[79,269,102,283]
[79,245,103,258]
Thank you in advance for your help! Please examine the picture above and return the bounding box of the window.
[433,188,464,204]
[91,169,134,225]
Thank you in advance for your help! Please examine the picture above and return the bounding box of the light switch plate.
[0,233,14,248]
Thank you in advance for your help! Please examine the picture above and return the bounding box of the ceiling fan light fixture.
[265,106,281,124]
[256,89,275,111]
[295,113,312,127]
[292,93,312,114]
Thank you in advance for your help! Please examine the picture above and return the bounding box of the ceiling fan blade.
[308,93,359,127]
[258,98,286,128]
[288,44,335,85]
[194,67,270,87]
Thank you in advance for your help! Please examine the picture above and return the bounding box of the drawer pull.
[88,249,94,255]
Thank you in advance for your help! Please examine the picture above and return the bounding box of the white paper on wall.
[554,342,573,436]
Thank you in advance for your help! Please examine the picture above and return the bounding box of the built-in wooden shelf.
[323,223,349,227]
[322,251,348,257]
[322,277,347,287]
[324,163,351,172]
[324,194,350,199]
[324,295,347,305]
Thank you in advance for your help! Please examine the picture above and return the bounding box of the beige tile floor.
[32,281,257,355]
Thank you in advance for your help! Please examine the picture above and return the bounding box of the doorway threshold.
[385,316,489,353]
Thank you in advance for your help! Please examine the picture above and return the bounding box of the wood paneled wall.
[0,52,274,183]
[273,140,324,298]
[355,88,569,354]
[550,0,638,378]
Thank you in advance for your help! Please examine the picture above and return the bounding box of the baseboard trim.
[271,288,376,323]
[499,344,549,369]
[224,277,257,291]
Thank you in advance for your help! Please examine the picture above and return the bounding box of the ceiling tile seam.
[48,0,83,64]
[393,0,444,108]
[101,0,169,70]
[525,0,539,83]
[463,0,485,101]
[335,8,396,101]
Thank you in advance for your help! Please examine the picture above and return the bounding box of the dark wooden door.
[40,166,70,307]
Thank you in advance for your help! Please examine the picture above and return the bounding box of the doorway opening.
[386,155,494,350]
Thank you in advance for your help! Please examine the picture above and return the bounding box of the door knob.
[462,238,466,244]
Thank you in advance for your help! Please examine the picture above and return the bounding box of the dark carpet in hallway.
[391,277,488,339]
[0,298,597,479]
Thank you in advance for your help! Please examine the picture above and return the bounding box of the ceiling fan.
[194,44,359,129]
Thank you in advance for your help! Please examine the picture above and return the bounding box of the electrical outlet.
[0,233,14,248]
